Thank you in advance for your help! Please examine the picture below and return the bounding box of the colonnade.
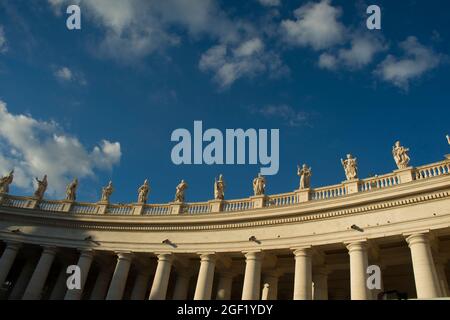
[0,232,448,300]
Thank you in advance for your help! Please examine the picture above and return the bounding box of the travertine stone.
[313,267,329,300]
[149,253,173,300]
[0,241,21,286]
[172,272,192,300]
[106,252,133,300]
[23,246,56,300]
[293,247,312,300]
[90,267,113,300]
[261,272,279,300]
[9,258,35,300]
[65,250,94,300]
[130,271,152,300]
[242,251,263,300]
[346,241,370,300]
[216,272,234,300]
[194,253,216,300]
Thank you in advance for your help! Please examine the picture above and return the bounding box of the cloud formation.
[257,0,281,7]
[0,25,7,53]
[0,100,121,196]
[281,0,346,50]
[375,36,442,89]
[252,104,310,127]
[53,66,87,85]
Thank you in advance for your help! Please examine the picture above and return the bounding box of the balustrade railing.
[1,159,449,215]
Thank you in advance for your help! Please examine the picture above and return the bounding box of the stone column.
[65,250,94,300]
[346,241,370,300]
[194,253,216,300]
[90,267,113,300]
[241,251,263,300]
[23,247,57,300]
[313,267,329,300]
[0,242,21,286]
[435,259,449,297]
[49,266,69,300]
[130,270,152,300]
[406,233,441,299]
[261,272,279,300]
[149,253,173,300]
[9,259,36,300]
[216,272,234,300]
[293,247,312,300]
[172,273,192,300]
[106,252,133,300]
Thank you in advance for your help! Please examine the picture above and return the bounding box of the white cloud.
[199,38,287,88]
[53,66,87,85]
[253,104,310,127]
[375,36,442,90]
[281,0,346,50]
[319,33,387,70]
[257,0,281,7]
[0,100,121,196]
[0,26,7,53]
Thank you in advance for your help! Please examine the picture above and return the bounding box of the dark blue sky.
[0,0,449,204]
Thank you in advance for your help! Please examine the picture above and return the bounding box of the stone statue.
[392,141,410,169]
[253,173,266,196]
[65,178,78,201]
[175,180,188,202]
[297,164,312,189]
[101,181,114,203]
[137,179,150,204]
[341,154,358,180]
[214,174,225,200]
[447,135,450,145]
[34,175,48,200]
[0,170,14,194]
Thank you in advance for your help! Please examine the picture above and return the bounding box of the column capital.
[405,232,430,247]
[5,241,22,251]
[116,251,134,262]
[155,252,174,262]
[79,249,95,258]
[292,246,312,257]
[243,250,264,260]
[198,252,216,262]
[345,240,368,252]
[42,246,58,255]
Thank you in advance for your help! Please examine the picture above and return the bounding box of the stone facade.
[0,155,449,300]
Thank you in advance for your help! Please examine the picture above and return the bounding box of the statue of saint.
[0,170,14,194]
[34,175,48,200]
[101,181,114,203]
[297,164,312,189]
[253,173,266,196]
[214,174,225,200]
[175,180,188,202]
[341,154,358,180]
[65,178,78,201]
[392,141,411,169]
[446,135,450,145]
[138,179,150,204]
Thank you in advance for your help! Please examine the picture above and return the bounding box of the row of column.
[0,232,448,300]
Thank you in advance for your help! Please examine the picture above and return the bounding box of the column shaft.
[9,258,35,300]
[194,253,216,300]
[130,271,152,300]
[0,242,21,285]
[406,233,441,298]
[90,267,113,300]
[149,253,173,300]
[49,266,69,300]
[241,251,263,300]
[312,267,329,300]
[293,248,312,300]
[65,250,94,300]
[261,274,279,300]
[173,273,191,300]
[346,241,370,300]
[106,253,133,300]
[23,247,57,300]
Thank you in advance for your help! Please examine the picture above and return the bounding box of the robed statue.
[65,178,78,201]
[214,175,225,200]
[392,141,410,169]
[297,164,312,189]
[101,181,114,203]
[138,179,150,204]
[253,173,266,196]
[341,154,358,180]
[0,170,14,194]
[175,180,188,202]
[34,175,48,200]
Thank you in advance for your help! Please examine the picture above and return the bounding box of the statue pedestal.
[96,202,109,214]
[295,188,310,203]
[250,195,266,209]
[343,179,360,195]
[61,200,73,213]
[445,154,450,160]
[133,203,145,215]
[29,198,40,209]
[170,202,184,215]
[394,167,414,184]
[208,200,223,213]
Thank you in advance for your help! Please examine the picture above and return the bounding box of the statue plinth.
[250,195,266,209]
[445,154,450,160]
[394,166,414,184]
[170,202,184,215]
[208,199,223,213]
[61,200,74,212]
[342,179,360,195]
[96,201,109,214]
[295,188,310,203]
[133,203,145,215]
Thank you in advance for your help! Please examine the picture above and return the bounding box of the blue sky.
[0,0,449,204]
